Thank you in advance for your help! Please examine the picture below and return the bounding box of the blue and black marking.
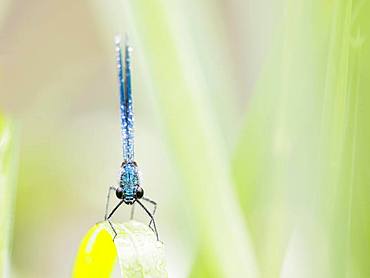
[115,38,143,204]
[116,37,134,162]
[105,37,159,241]
[118,161,142,204]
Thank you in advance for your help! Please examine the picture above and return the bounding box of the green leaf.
[73,221,167,278]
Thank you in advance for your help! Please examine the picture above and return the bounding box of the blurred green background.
[1,0,370,277]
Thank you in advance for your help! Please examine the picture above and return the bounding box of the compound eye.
[116,187,124,199]
[136,186,144,199]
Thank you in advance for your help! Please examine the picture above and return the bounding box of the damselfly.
[104,37,159,241]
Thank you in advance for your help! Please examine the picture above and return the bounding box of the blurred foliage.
[234,1,370,277]
[1,0,370,277]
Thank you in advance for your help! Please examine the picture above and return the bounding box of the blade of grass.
[0,116,18,277]
[323,1,370,276]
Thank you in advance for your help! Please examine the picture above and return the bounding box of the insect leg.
[136,200,159,241]
[104,186,117,220]
[106,200,124,241]
[107,200,124,220]
[107,219,118,240]
[142,197,157,229]
[130,203,136,220]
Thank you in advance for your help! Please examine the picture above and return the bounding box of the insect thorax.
[120,162,139,204]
